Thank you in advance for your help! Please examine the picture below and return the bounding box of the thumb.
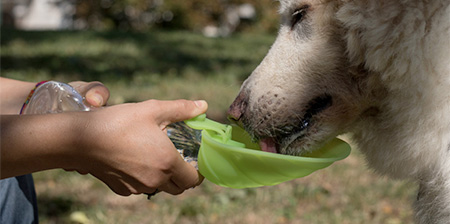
[152,99,208,124]
[70,81,110,107]
[84,83,110,107]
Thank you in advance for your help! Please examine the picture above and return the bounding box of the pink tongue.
[259,138,278,153]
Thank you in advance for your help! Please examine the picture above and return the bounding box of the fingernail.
[194,100,206,108]
[88,93,103,107]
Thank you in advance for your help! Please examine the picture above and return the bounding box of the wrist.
[36,112,87,171]
[65,111,102,172]
[0,112,87,178]
[53,112,94,171]
[0,78,37,114]
[20,80,49,114]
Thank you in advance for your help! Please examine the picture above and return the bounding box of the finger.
[70,81,110,107]
[159,179,185,195]
[195,171,205,186]
[113,172,159,195]
[92,171,157,196]
[83,82,110,107]
[170,159,204,191]
[63,168,89,175]
[91,172,132,196]
[151,99,208,124]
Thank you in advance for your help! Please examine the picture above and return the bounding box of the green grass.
[1,29,417,223]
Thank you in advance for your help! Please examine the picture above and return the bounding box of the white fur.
[339,1,450,222]
[229,0,450,222]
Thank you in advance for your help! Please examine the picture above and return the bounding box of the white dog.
[227,0,450,223]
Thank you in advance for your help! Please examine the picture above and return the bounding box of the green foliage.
[74,0,280,32]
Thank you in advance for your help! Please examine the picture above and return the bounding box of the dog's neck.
[415,169,450,223]
[339,0,450,223]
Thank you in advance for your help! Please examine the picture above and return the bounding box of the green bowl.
[185,115,351,189]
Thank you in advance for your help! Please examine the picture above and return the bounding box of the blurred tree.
[73,0,279,34]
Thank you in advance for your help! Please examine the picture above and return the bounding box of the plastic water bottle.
[21,81,90,115]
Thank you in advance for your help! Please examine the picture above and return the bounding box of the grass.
[1,29,417,223]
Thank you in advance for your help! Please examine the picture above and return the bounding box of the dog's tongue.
[259,138,278,153]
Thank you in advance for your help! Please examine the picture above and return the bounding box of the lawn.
[1,29,417,223]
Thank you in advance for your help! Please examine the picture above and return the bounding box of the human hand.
[71,99,208,196]
[69,81,110,107]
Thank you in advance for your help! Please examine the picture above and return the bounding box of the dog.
[227,0,450,223]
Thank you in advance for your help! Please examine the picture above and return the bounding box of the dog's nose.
[227,91,248,123]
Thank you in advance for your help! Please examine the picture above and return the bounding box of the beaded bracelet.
[20,80,49,115]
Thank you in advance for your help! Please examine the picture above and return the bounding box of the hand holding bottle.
[0,78,207,196]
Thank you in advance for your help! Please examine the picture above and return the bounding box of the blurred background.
[2,0,279,35]
[2,1,416,223]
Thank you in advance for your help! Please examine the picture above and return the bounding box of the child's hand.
[74,99,208,196]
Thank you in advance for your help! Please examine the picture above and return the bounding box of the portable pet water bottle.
[22,81,201,168]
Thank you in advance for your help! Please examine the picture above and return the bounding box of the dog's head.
[228,0,372,155]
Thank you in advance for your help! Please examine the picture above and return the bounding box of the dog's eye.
[305,94,333,118]
[291,6,309,29]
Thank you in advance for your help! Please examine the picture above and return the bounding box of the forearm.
[0,77,36,114]
[1,113,84,178]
